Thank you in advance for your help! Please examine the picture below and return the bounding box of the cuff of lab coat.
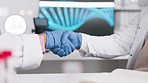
[21,34,43,70]
[79,33,89,56]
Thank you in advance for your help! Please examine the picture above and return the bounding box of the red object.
[0,51,12,60]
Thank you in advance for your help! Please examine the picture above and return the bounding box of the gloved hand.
[61,30,82,49]
[52,40,75,57]
[45,30,75,57]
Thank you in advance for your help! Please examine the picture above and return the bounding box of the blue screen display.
[38,0,114,36]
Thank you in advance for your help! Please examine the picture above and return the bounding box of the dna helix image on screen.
[39,7,114,31]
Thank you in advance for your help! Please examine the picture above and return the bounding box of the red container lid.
[0,51,12,60]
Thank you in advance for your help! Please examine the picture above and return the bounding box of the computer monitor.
[36,0,114,36]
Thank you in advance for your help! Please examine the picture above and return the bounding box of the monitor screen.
[37,0,114,36]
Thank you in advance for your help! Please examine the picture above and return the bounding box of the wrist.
[76,33,82,49]
[39,34,46,53]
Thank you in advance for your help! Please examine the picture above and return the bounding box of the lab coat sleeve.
[79,8,148,59]
[20,34,43,70]
[0,33,43,70]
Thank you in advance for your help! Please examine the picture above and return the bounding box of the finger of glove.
[51,47,60,54]
[61,30,72,44]
[68,40,75,53]
[52,48,65,57]
[50,30,64,47]
[63,45,69,56]
[57,49,66,57]
[62,40,75,56]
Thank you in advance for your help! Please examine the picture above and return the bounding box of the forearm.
[79,33,130,59]
[19,34,44,70]
[79,11,142,59]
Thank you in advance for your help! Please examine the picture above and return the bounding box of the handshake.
[39,30,82,57]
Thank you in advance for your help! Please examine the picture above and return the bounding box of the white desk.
[14,69,148,83]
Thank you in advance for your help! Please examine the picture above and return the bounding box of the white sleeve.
[20,34,43,70]
[79,8,147,59]
[0,33,43,70]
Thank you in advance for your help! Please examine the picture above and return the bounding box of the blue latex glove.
[45,30,75,57]
[61,30,82,49]
[45,30,63,49]
[52,40,75,57]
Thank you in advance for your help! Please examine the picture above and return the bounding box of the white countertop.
[14,69,148,83]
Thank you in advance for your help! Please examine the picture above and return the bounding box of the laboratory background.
[15,0,148,74]
[0,0,148,83]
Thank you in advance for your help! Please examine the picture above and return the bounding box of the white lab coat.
[79,7,148,69]
[0,33,43,70]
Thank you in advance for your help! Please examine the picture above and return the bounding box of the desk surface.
[14,69,148,83]
[43,51,130,61]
